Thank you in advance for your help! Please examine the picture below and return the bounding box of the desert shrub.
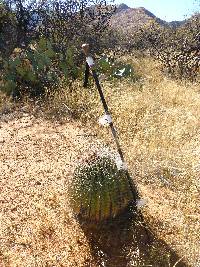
[0,0,116,98]
[152,14,200,80]
[154,16,199,80]
[0,2,17,58]
[116,13,200,81]
[37,1,116,56]
[0,0,116,57]
[1,38,79,98]
[97,55,136,80]
[1,39,138,99]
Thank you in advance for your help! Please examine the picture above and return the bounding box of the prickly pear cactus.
[70,154,134,222]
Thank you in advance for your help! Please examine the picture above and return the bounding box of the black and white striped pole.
[82,43,140,205]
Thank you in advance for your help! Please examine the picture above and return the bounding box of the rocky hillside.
[110,3,185,33]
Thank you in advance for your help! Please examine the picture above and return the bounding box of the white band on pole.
[98,114,112,126]
[115,157,128,171]
[86,56,95,67]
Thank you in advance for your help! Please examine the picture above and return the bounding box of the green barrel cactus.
[70,154,134,223]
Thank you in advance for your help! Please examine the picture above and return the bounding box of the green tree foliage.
[38,1,116,56]
[0,0,116,98]
[1,38,79,98]
[97,55,136,80]
[0,2,17,58]
[1,0,116,54]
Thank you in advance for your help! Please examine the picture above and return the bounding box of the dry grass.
[0,114,102,266]
[91,57,200,266]
[0,55,200,266]
[100,57,200,266]
[47,56,200,266]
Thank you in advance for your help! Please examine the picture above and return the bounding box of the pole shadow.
[78,204,188,267]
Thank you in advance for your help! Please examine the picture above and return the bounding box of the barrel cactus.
[70,153,134,223]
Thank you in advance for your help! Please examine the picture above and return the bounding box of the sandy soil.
[0,112,100,267]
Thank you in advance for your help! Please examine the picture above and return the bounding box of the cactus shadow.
[79,204,187,267]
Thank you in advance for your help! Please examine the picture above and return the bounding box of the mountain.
[111,4,185,33]
[116,3,130,13]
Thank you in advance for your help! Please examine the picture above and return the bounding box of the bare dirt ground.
[0,112,100,267]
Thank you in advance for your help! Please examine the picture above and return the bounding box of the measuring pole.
[82,43,139,203]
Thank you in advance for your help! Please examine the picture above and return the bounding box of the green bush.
[0,2,17,58]
[1,38,79,98]
[97,55,136,80]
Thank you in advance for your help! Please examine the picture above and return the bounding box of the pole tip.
[82,43,90,56]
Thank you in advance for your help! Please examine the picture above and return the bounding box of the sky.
[113,0,200,22]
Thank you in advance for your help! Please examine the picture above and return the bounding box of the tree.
[1,0,116,53]
[0,0,116,98]
[0,2,17,58]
